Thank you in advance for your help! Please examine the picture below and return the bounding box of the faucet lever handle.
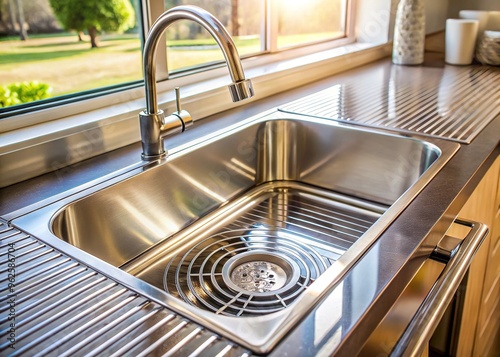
[172,87,193,132]
[175,87,182,113]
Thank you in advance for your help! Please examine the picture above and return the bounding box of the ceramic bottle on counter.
[392,0,426,65]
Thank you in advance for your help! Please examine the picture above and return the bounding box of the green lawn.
[0,32,262,97]
[0,31,338,99]
[1,34,143,96]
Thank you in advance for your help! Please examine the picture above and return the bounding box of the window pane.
[164,0,263,73]
[0,0,142,110]
[277,0,347,49]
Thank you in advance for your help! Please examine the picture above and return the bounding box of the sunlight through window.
[277,0,347,49]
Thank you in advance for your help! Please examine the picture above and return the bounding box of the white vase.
[392,0,426,65]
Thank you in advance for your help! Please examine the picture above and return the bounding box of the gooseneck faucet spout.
[139,5,254,160]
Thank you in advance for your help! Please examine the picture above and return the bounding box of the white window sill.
[0,41,391,187]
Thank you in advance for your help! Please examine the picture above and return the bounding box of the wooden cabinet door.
[453,155,500,357]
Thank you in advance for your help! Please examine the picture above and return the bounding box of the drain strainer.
[222,251,300,296]
[163,228,329,316]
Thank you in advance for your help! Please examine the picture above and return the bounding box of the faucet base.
[141,152,167,161]
[139,108,193,161]
[139,110,167,160]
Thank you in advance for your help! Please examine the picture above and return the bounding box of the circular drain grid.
[164,228,329,316]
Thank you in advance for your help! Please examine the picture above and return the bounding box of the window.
[0,0,350,115]
[0,0,143,114]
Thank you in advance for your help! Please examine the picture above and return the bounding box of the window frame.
[155,0,356,77]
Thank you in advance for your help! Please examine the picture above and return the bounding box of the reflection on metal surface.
[159,184,381,317]
[14,112,459,353]
[359,258,445,357]
[280,65,500,143]
[313,280,345,347]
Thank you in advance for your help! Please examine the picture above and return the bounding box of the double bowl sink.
[13,111,459,353]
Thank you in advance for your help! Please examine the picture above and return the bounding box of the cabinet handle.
[391,219,489,357]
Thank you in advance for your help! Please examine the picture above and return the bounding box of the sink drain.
[163,226,331,316]
[222,251,300,296]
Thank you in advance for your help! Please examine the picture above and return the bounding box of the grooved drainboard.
[124,182,384,317]
[279,65,500,143]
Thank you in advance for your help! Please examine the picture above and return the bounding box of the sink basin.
[13,111,459,353]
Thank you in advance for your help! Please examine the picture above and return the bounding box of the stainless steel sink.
[13,111,459,353]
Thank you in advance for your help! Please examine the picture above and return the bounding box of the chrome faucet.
[139,5,254,160]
